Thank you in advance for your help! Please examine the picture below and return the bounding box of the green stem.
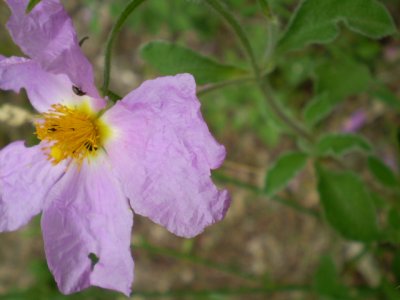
[260,79,314,141]
[205,0,313,142]
[342,244,370,273]
[106,90,122,102]
[213,172,321,220]
[134,240,259,282]
[131,285,312,298]
[197,76,254,96]
[101,0,147,97]
[204,0,260,77]
[197,69,272,97]
[258,0,272,18]
[273,195,320,220]
[263,16,279,66]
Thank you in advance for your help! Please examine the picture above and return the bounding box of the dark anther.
[47,128,57,132]
[72,85,86,96]
[84,142,97,152]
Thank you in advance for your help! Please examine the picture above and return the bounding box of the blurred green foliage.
[1,0,400,299]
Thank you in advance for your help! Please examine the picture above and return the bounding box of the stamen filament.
[35,104,103,165]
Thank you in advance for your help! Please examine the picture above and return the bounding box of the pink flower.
[0,0,230,295]
[342,109,367,133]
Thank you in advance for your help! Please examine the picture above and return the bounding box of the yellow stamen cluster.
[35,104,102,165]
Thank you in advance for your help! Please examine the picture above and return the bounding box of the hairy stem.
[260,80,314,141]
[213,172,321,220]
[134,239,259,282]
[258,0,272,18]
[205,0,260,79]
[205,0,313,142]
[132,285,313,298]
[101,0,147,97]
[106,90,122,102]
[197,76,254,96]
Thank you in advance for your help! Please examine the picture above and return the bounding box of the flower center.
[35,104,107,165]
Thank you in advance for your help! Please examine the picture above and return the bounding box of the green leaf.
[257,112,282,147]
[303,93,332,126]
[386,208,400,243]
[258,0,271,17]
[26,0,41,13]
[392,250,400,282]
[370,191,386,210]
[278,0,396,52]
[316,165,379,241]
[388,208,400,230]
[316,58,372,101]
[265,151,308,195]
[371,84,400,111]
[140,41,247,85]
[368,156,398,188]
[381,279,400,300]
[316,133,372,157]
[304,58,372,126]
[313,256,350,299]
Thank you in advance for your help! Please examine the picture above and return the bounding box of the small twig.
[213,171,321,220]
[131,285,313,298]
[102,0,147,96]
[106,90,123,102]
[134,239,259,282]
[205,0,313,143]
[197,76,254,96]
[342,244,370,274]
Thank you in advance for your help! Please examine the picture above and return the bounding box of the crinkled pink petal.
[103,74,230,238]
[5,0,99,98]
[121,74,226,169]
[41,155,134,296]
[0,141,65,232]
[0,56,80,112]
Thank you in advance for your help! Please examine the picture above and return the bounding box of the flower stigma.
[34,103,110,165]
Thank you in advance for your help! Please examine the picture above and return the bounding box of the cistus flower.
[342,109,367,133]
[0,0,230,295]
